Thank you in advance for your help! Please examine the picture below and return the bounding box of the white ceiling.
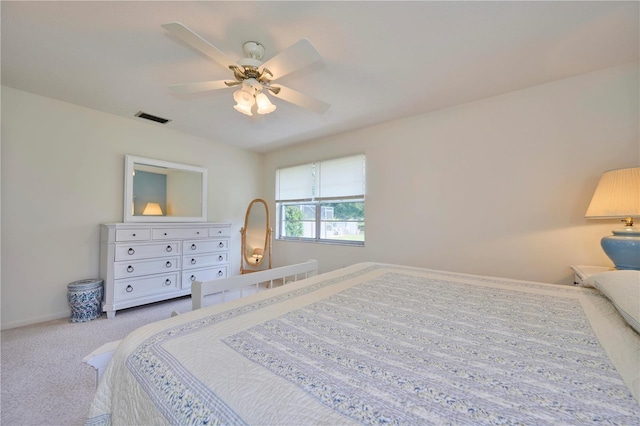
[2,1,638,153]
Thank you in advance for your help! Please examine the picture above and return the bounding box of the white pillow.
[584,270,640,334]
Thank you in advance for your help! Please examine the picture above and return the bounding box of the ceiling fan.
[162,22,330,117]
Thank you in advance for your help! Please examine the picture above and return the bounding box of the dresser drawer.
[115,229,151,242]
[209,226,231,237]
[114,272,179,301]
[182,252,228,270]
[182,266,227,289]
[114,257,179,279]
[152,228,208,240]
[182,239,229,254]
[213,252,228,265]
[114,242,180,261]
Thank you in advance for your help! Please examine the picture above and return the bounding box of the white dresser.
[100,222,231,318]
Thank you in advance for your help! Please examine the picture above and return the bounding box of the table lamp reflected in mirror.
[251,248,264,263]
[142,202,163,216]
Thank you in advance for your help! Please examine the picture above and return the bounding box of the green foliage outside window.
[285,205,304,237]
[326,202,364,220]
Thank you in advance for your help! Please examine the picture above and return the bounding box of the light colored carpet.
[1,287,267,426]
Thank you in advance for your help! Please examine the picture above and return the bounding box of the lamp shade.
[251,248,263,258]
[233,89,255,116]
[142,202,163,216]
[585,167,640,219]
[233,103,253,116]
[233,89,254,105]
[255,93,276,115]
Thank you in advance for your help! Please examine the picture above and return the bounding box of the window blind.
[317,155,365,200]
[275,163,316,202]
[276,155,365,202]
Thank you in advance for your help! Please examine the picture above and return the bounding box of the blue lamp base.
[601,227,640,270]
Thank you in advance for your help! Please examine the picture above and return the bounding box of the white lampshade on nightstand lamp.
[142,202,163,216]
[585,167,640,270]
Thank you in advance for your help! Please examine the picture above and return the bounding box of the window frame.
[277,198,365,246]
[275,155,365,246]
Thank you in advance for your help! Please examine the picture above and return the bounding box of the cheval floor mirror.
[240,198,272,274]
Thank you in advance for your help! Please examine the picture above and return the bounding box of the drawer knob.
[126,285,133,293]
[127,265,134,273]
[190,258,196,265]
[218,255,223,261]
[218,270,224,277]
[218,230,222,234]
[191,244,197,250]
[132,233,136,237]
[166,261,172,268]
[218,242,224,248]
[165,279,172,286]
[196,231,200,235]
[166,245,173,252]
[164,232,167,236]
[128,248,135,255]
[190,275,196,282]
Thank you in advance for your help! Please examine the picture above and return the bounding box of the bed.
[86,262,640,425]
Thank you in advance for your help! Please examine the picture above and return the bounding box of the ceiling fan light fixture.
[256,93,276,115]
[233,89,255,116]
[233,103,253,116]
[233,89,253,104]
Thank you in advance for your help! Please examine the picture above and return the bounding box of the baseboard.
[1,310,70,330]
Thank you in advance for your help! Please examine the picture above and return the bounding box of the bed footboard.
[192,259,318,310]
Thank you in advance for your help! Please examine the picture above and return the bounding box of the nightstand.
[570,265,612,286]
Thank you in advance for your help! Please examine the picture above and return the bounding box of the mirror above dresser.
[124,155,207,223]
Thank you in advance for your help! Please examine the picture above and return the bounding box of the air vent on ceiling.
[135,111,171,124]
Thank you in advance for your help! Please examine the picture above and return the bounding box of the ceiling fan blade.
[162,22,235,69]
[261,39,321,81]
[270,85,330,114]
[168,80,233,94]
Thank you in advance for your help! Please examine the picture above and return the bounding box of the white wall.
[265,62,640,284]
[1,87,263,329]
[2,62,638,329]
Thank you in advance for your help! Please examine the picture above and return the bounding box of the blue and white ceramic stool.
[67,279,103,322]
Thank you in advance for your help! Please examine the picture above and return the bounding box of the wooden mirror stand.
[240,198,272,274]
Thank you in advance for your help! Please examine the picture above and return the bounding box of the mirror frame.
[123,155,208,223]
[240,198,272,273]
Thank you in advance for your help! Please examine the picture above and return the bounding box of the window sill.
[276,237,364,247]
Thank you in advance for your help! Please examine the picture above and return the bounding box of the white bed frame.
[84,260,318,388]
[191,259,318,310]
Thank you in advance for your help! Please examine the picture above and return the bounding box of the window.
[276,155,365,245]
